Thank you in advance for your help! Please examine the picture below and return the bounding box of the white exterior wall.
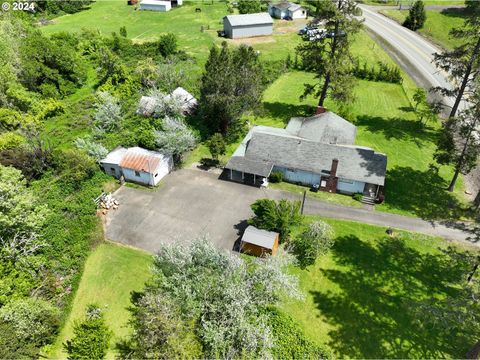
[274,166,367,193]
[176,0,183,5]
[337,179,366,194]
[123,168,154,185]
[101,162,122,179]
[226,23,273,39]
[274,166,321,186]
[139,2,171,11]
[289,8,307,19]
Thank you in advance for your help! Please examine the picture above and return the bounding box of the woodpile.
[95,192,119,215]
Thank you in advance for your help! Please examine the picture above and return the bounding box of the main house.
[268,1,307,20]
[100,146,173,186]
[225,110,387,202]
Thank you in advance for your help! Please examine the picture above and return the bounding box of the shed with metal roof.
[100,147,173,186]
[223,13,273,39]
[240,225,280,256]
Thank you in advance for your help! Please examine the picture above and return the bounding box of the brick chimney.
[315,106,327,115]
[330,158,338,177]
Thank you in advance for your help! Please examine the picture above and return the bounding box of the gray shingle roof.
[286,112,357,145]
[225,156,274,177]
[270,1,302,10]
[245,132,387,185]
[224,12,273,27]
[241,225,278,249]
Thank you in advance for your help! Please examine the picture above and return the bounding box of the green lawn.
[48,242,153,359]
[380,8,466,50]
[236,68,467,220]
[41,0,306,63]
[54,221,479,359]
[362,0,465,5]
[269,181,362,208]
[283,217,478,358]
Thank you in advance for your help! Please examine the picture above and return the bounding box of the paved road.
[299,195,474,245]
[359,5,457,111]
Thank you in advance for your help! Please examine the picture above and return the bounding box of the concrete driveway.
[105,169,278,252]
[106,168,473,253]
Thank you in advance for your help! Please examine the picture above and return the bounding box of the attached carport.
[225,156,273,186]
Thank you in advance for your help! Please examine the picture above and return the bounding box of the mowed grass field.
[41,0,307,62]
[49,220,479,359]
[380,8,466,50]
[49,243,153,359]
[283,217,478,358]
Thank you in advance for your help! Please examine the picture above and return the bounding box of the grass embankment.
[51,219,479,359]
[283,217,478,358]
[380,8,466,50]
[50,243,153,359]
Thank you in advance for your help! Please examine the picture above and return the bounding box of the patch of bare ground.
[273,18,309,34]
[228,36,276,45]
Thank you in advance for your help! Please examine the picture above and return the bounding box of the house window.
[154,173,158,177]
[134,170,141,177]
[110,167,115,173]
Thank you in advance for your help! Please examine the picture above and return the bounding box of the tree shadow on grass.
[384,166,466,221]
[310,235,473,358]
[356,115,437,145]
[261,102,315,125]
[440,7,468,19]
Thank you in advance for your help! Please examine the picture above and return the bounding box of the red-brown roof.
[119,147,162,174]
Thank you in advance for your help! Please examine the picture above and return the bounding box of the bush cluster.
[352,60,403,84]
[269,171,284,183]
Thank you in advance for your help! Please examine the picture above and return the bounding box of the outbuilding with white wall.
[223,13,273,39]
[100,146,173,186]
[139,0,171,12]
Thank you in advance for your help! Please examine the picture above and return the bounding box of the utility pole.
[301,190,306,215]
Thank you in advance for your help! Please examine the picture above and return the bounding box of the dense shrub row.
[352,60,403,84]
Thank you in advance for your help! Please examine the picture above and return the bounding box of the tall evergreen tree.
[435,87,480,192]
[296,0,362,109]
[199,42,263,135]
[433,1,480,118]
[403,0,426,31]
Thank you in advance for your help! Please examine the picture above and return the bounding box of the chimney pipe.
[316,106,327,115]
[330,159,338,177]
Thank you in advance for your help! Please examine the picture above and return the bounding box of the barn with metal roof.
[223,13,273,39]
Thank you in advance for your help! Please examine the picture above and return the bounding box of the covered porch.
[225,156,274,187]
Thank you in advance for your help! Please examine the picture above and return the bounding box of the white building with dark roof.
[225,110,387,202]
[100,147,173,186]
[223,13,274,39]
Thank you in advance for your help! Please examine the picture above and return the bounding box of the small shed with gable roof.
[240,225,280,256]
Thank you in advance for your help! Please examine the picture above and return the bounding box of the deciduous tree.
[249,199,303,241]
[126,238,300,359]
[237,0,261,14]
[292,220,335,268]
